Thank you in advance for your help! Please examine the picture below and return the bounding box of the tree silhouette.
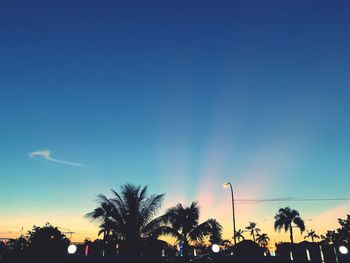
[159,201,222,257]
[321,230,339,245]
[86,184,165,255]
[337,214,350,244]
[256,233,270,246]
[6,236,28,256]
[26,223,69,258]
[208,219,223,245]
[221,239,232,250]
[246,222,260,242]
[304,229,320,242]
[234,229,245,242]
[274,207,305,243]
[321,214,350,245]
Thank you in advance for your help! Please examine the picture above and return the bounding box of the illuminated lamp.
[68,244,77,254]
[212,244,220,253]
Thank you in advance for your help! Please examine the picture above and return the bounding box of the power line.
[209,197,350,204]
[236,197,350,202]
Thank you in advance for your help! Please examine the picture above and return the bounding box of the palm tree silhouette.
[209,219,223,245]
[256,233,270,246]
[234,229,245,242]
[274,207,305,243]
[85,184,165,254]
[245,222,260,242]
[97,217,117,241]
[160,201,222,257]
[304,229,320,242]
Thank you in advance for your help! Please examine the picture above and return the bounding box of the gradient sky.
[1,0,350,243]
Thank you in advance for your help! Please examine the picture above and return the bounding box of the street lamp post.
[224,182,237,245]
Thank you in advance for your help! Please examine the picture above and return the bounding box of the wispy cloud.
[29,149,83,167]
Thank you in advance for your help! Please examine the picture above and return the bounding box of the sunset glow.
[1,0,350,250]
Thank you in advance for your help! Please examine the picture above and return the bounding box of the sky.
[0,0,350,243]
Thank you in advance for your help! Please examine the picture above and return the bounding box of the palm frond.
[141,214,168,238]
[188,220,212,242]
[151,226,182,241]
[274,216,286,232]
[293,216,305,233]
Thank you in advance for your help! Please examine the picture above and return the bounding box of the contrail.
[29,149,83,167]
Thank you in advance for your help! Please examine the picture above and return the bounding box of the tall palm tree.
[85,184,165,254]
[234,229,245,242]
[274,207,305,244]
[160,201,222,257]
[256,233,270,246]
[304,229,320,242]
[246,222,260,242]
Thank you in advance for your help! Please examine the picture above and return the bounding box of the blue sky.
[1,0,350,241]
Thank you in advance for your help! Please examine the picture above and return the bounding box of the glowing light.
[68,244,77,254]
[212,244,220,253]
[306,249,311,261]
[179,242,183,257]
[319,245,325,262]
[223,183,229,189]
[339,246,348,255]
[290,251,294,261]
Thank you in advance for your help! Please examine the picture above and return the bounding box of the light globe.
[339,246,348,255]
[211,244,220,253]
[68,244,77,254]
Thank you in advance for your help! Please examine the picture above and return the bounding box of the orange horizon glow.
[1,199,349,245]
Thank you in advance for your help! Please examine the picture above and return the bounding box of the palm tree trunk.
[253,232,255,242]
[289,225,294,244]
[103,230,107,255]
[182,238,189,258]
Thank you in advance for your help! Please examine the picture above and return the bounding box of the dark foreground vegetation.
[1,184,349,263]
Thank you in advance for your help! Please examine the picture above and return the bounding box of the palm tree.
[97,217,118,241]
[209,219,223,245]
[85,184,165,254]
[234,229,245,242]
[246,222,260,242]
[256,233,270,246]
[304,229,320,242]
[274,207,305,244]
[160,201,222,257]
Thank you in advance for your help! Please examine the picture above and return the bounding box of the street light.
[212,244,220,253]
[223,182,237,245]
[339,246,348,255]
[67,244,77,254]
